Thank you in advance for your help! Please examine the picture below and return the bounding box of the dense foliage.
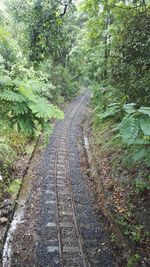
[0,0,149,170]
[0,0,81,183]
[74,2,150,262]
[0,0,150,263]
[0,0,149,179]
[76,0,150,166]
[0,0,79,137]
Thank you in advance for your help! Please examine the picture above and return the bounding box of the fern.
[17,116,35,135]
[133,139,150,145]
[139,116,150,136]
[12,104,29,115]
[0,82,64,135]
[132,147,147,161]
[138,107,150,117]
[0,90,26,103]
[18,85,36,102]
[123,103,136,114]
[19,85,64,120]
[29,98,64,120]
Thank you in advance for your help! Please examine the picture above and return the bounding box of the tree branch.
[60,4,68,17]
[113,3,145,10]
[60,0,72,18]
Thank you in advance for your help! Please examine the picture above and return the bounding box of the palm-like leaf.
[119,115,139,143]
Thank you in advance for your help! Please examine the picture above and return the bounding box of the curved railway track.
[4,92,117,267]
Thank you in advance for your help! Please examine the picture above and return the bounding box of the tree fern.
[0,90,26,103]
[12,104,29,115]
[16,116,36,135]
[29,98,64,120]
[0,84,64,135]
[18,85,36,102]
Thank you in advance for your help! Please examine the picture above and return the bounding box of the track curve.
[4,92,117,267]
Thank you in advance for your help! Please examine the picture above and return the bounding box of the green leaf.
[132,147,150,166]
[8,179,21,195]
[29,98,64,120]
[138,107,150,117]
[99,105,120,120]
[0,90,26,103]
[18,85,36,102]
[119,115,139,143]
[108,102,120,107]
[17,117,35,135]
[123,103,136,114]
[139,116,150,136]
[132,147,147,161]
[12,104,29,115]
[132,139,150,145]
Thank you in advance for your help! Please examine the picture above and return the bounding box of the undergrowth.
[91,107,150,265]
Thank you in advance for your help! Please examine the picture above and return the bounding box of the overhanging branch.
[60,0,72,18]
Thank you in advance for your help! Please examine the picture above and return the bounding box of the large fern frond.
[17,116,35,135]
[29,98,64,120]
[0,90,26,102]
[12,103,29,115]
[18,85,36,102]
[139,116,150,136]
[123,103,136,114]
[138,107,150,117]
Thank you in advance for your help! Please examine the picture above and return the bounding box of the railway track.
[5,92,116,267]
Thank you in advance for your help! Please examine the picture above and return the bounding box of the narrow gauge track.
[55,94,90,267]
[8,93,116,267]
[36,93,91,267]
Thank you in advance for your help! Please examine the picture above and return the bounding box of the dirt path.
[2,93,117,267]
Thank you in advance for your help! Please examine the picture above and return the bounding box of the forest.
[0,0,150,266]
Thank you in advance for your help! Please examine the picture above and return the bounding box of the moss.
[8,179,21,196]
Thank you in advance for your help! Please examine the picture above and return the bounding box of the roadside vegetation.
[77,0,150,265]
[0,0,81,207]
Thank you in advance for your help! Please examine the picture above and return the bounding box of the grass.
[8,179,21,196]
